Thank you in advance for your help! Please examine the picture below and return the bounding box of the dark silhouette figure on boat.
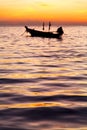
[42,22,45,30]
[57,26,64,35]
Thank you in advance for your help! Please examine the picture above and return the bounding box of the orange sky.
[0,0,87,25]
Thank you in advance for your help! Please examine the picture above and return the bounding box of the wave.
[0,106,87,122]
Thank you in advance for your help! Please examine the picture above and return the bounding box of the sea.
[0,25,87,130]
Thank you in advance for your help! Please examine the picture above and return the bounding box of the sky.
[0,0,87,25]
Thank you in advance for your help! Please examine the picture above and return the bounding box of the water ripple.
[0,107,87,127]
[0,78,38,84]
[11,94,87,102]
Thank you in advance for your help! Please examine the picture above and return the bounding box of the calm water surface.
[0,26,87,130]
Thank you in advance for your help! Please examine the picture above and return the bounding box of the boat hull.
[25,26,63,39]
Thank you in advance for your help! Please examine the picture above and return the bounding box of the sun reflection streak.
[0,101,87,110]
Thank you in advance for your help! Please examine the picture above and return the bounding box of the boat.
[25,26,64,39]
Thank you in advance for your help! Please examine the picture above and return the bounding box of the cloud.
[39,3,48,7]
[35,1,50,7]
[28,0,49,7]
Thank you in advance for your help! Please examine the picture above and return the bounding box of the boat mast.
[49,22,51,31]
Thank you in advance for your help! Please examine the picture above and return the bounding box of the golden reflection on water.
[0,101,86,109]
[0,71,86,79]
[1,86,87,97]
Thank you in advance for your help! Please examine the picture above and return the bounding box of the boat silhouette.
[25,26,64,39]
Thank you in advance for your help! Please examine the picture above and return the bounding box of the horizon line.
[0,22,87,26]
